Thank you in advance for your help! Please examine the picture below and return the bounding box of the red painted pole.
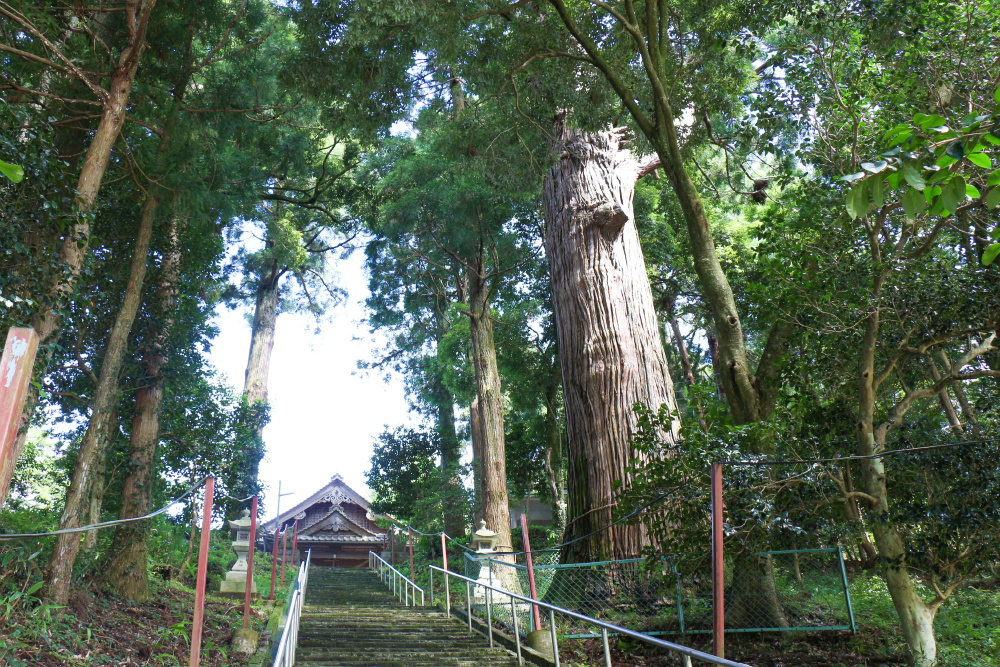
[292,520,298,566]
[390,527,395,567]
[269,526,279,601]
[441,532,448,572]
[243,496,257,630]
[711,462,725,659]
[189,476,214,667]
[0,328,39,510]
[408,527,415,583]
[280,526,288,585]
[520,512,542,632]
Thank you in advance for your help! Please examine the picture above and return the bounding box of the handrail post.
[510,594,523,666]
[445,570,451,617]
[601,627,612,667]
[466,580,472,633]
[549,609,560,667]
[487,587,493,648]
[711,461,725,659]
[429,567,434,605]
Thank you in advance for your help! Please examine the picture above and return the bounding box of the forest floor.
[560,574,1000,667]
[0,576,275,666]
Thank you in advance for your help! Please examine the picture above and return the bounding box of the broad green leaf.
[861,160,887,173]
[967,152,992,168]
[936,154,958,167]
[995,88,1000,104]
[840,171,865,182]
[901,163,925,190]
[924,185,941,204]
[871,174,884,208]
[945,140,965,160]
[916,114,946,129]
[987,187,1000,210]
[888,132,912,148]
[988,169,1000,186]
[0,160,23,184]
[883,123,911,139]
[983,242,1000,266]
[986,134,1000,146]
[887,171,902,190]
[844,190,855,219]
[901,187,923,219]
[25,582,43,597]
[966,184,981,199]
[940,180,958,214]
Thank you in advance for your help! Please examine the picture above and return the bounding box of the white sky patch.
[207,249,417,519]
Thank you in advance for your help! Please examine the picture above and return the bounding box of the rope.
[0,476,210,540]
[722,438,995,466]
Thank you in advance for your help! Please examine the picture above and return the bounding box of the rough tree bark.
[432,362,467,538]
[542,120,681,563]
[107,217,180,600]
[46,187,158,606]
[0,0,156,509]
[469,395,484,525]
[466,260,512,552]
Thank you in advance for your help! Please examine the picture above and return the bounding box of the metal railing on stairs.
[273,549,311,667]
[369,550,425,606]
[427,564,751,667]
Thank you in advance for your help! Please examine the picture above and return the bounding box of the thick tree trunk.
[542,122,680,563]
[107,217,180,599]
[467,263,511,552]
[236,263,280,500]
[46,187,158,606]
[857,278,938,666]
[543,381,566,535]
[82,404,117,553]
[469,395,484,525]
[433,361,466,538]
[0,2,154,508]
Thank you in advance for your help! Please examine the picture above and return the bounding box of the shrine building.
[260,474,388,568]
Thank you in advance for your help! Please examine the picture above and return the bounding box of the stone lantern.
[470,520,499,604]
[219,509,258,597]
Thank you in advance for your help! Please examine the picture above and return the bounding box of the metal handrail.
[429,564,750,667]
[273,549,311,667]
[369,551,425,606]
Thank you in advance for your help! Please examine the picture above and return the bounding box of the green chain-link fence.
[464,547,856,639]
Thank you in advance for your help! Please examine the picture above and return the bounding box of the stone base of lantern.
[218,570,259,598]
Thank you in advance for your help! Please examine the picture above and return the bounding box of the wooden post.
[189,476,214,667]
[711,462,724,659]
[269,527,279,600]
[408,527,415,583]
[243,496,257,630]
[441,532,448,607]
[0,327,39,509]
[280,527,288,585]
[292,520,298,566]
[520,512,541,632]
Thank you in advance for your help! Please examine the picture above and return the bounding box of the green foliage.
[0,159,23,184]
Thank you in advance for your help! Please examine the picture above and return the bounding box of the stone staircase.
[295,567,522,666]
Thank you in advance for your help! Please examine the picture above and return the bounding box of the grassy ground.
[0,552,289,666]
[558,573,1000,666]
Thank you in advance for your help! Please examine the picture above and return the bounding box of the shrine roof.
[262,474,377,533]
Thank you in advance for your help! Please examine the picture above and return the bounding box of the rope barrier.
[0,476,211,540]
[722,438,996,466]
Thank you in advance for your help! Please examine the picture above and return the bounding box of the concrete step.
[293,567,521,667]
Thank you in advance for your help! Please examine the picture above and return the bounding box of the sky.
[206,248,417,522]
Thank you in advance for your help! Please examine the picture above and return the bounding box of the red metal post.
[0,327,39,510]
[292,520,299,566]
[711,462,725,659]
[280,526,288,585]
[520,512,542,632]
[189,476,215,667]
[390,527,395,567]
[243,496,258,630]
[269,526,279,600]
[441,532,448,572]
[408,527,415,583]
